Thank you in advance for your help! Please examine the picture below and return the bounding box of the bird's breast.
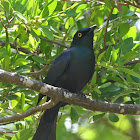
[58,48,95,92]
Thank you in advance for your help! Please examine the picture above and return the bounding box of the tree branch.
[120,0,140,9]
[104,4,115,48]
[0,17,9,43]
[39,37,69,48]
[124,59,140,65]
[0,69,140,121]
[0,99,59,123]
[0,40,38,56]
[25,63,49,77]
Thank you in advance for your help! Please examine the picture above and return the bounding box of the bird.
[33,26,96,140]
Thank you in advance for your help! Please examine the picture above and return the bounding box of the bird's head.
[71,26,96,49]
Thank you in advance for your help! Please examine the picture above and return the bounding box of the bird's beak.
[87,25,97,34]
[90,25,97,32]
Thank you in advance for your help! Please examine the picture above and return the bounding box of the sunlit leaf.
[48,0,57,15]
[21,93,25,109]
[12,100,18,108]
[111,48,118,64]
[76,4,87,13]
[30,28,39,42]
[125,26,137,40]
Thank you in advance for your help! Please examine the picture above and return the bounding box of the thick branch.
[0,69,140,119]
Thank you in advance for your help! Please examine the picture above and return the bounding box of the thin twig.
[25,63,50,76]
[124,60,140,65]
[0,40,38,56]
[120,0,140,8]
[40,37,69,48]
[104,4,115,48]
[0,131,18,134]
[0,18,9,43]
[0,99,59,123]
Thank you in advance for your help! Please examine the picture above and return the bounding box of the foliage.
[0,0,140,139]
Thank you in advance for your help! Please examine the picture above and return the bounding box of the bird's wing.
[44,49,71,85]
[37,49,71,104]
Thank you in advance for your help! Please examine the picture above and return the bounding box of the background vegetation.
[0,0,140,140]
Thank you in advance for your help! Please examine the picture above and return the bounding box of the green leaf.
[12,128,34,140]
[63,1,67,11]
[6,95,18,100]
[21,93,25,110]
[98,51,105,62]
[93,113,105,121]
[0,137,7,140]
[111,48,118,64]
[30,28,39,42]
[94,10,104,26]
[48,0,57,15]
[119,68,140,79]
[1,1,10,13]
[65,17,74,29]
[70,107,79,123]
[122,6,128,15]
[12,100,18,109]
[112,8,118,14]
[32,56,46,64]
[99,82,112,88]
[125,26,137,40]
[135,98,140,104]
[109,113,119,122]
[90,71,97,85]
[17,25,28,43]
[2,55,10,69]
[123,51,139,64]
[76,4,87,13]
[38,96,47,105]
[0,48,7,60]
[92,91,99,99]
[94,86,101,94]
[119,23,130,37]
[14,58,28,67]
[68,24,77,37]
[39,26,54,40]
[124,37,135,52]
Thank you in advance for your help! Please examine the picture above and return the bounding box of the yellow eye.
[78,33,82,37]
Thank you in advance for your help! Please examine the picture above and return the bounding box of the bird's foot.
[76,92,86,98]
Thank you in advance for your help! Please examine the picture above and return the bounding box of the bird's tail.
[33,104,60,140]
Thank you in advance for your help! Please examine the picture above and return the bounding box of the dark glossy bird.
[33,26,96,140]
